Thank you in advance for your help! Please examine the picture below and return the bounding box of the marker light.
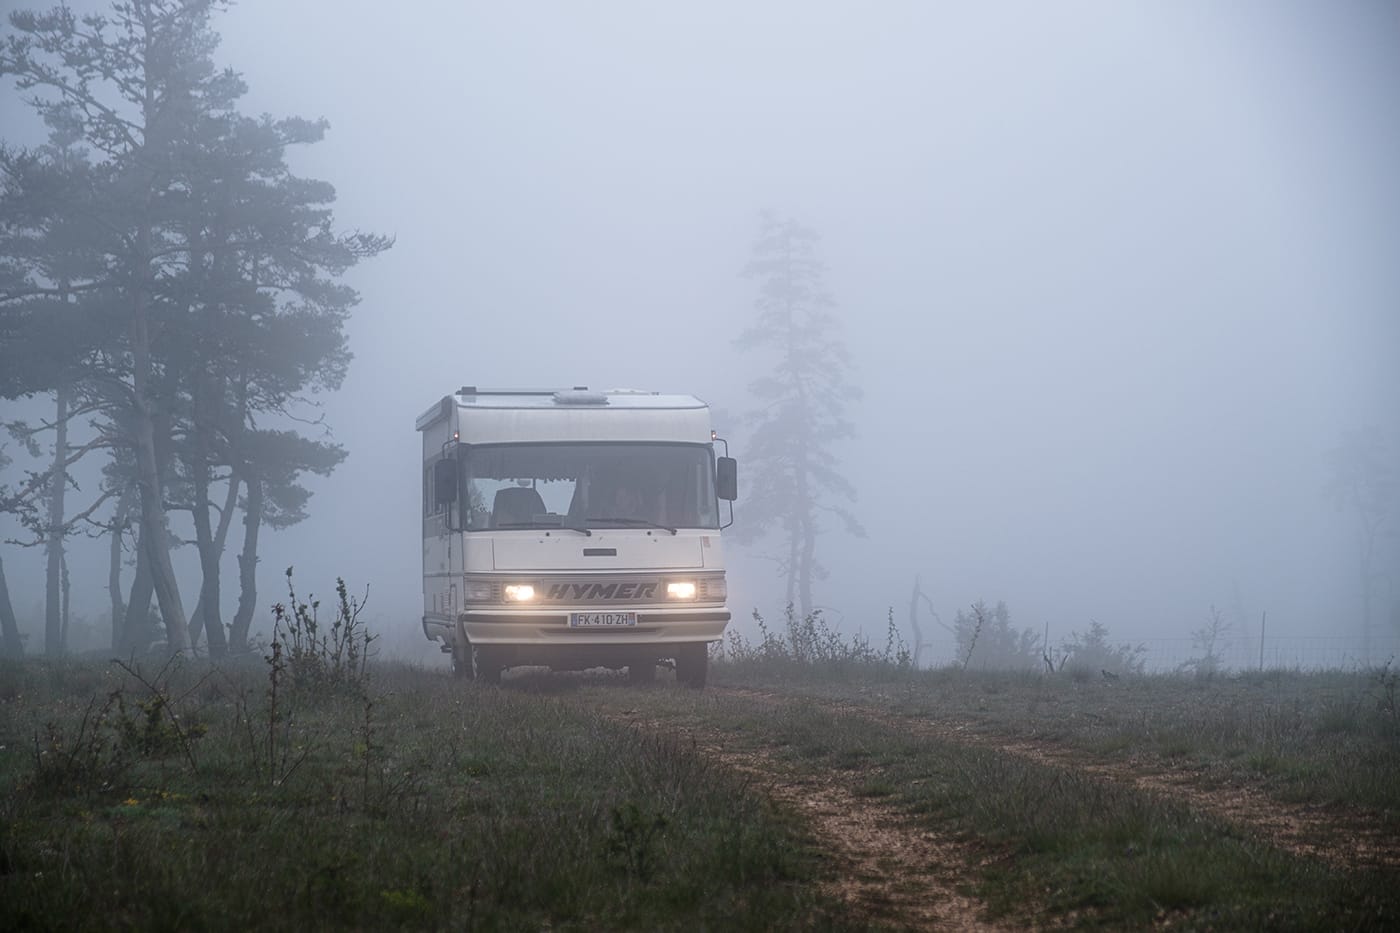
[666,581,697,600]
[463,580,495,602]
[503,584,536,602]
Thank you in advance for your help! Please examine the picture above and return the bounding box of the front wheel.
[474,647,503,685]
[675,644,708,688]
[451,640,473,680]
[453,640,503,684]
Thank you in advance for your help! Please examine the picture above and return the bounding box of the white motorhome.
[417,386,737,686]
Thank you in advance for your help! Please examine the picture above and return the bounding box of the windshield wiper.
[585,516,678,535]
[495,520,592,536]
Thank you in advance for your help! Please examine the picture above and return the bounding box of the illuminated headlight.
[463,580,496,602]
[503,584,536,602]
[666,581,697,600]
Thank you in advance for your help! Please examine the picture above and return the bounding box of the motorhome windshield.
[462,443,719,532]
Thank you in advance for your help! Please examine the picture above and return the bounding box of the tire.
[627,662,656,685]
[453,640,502,684]
[675,644,708,688]
[473,646,504,685]
[451,641,473,680]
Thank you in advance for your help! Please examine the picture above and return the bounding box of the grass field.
[1,652,1396,930]
[716,657,1400,816]
[0,659,847,931]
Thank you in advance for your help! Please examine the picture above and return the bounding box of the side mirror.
[434,457,458,506]
[716,457,737,501]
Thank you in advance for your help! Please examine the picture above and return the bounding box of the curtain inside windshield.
[462,444,718,531]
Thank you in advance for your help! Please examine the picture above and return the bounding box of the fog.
[2,0,1398,661]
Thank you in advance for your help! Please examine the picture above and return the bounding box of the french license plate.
[568,611,637,628]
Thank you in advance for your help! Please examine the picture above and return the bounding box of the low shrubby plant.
[1178,605,1231,679]
[719,605,910,671]
[1374,657,1397,718]
[26,656,208,796]
[270,567,375,694]
[1059,620,1147,679]
[954,600,1039,671]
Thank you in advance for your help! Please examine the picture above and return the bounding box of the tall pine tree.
[735,211,864,618]
[1,1,389,655]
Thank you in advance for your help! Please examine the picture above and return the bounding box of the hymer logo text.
[546,582,658,600]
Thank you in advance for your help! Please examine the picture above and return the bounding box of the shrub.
[1061,621,1147,677]
[271,567,374,694]
[954,600,1039,670]
[1178,606,1230,678]
[720,605,910,670]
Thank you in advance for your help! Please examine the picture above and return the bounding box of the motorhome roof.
[454,387,706,410]
[415,388,709,432]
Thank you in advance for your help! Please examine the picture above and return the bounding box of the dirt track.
[612,706,1008,932]
[714,685,1400,873]
[604,681,1398,930]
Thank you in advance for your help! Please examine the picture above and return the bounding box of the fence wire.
[911,635,1400,673]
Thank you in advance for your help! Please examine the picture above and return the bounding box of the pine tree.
[735,211,864,617]
[1,1,389,655]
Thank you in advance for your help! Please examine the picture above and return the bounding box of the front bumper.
[459,605,730,646]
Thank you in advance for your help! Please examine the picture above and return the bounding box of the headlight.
[503,584,536,602]
[666,581,697,600]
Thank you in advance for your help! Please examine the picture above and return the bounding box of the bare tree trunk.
[59,553,71,651]
[120,526,155,655]
[0,553,23,658]
[190,459,229,657]
[909,577,924,669]
[130,265,190,654]
[108,491,132,650]
[44,387,69,657]
[188,468,237,655]
[794,445,813,618]
[798,518,815,621]
[228,476,262,651]
[188,474,239,642]
[785,519,799,613]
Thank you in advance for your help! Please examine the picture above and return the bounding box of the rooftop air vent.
[553,389,609,406]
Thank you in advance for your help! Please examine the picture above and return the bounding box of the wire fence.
[910,635,1400,674]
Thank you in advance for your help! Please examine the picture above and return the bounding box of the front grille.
[463,573,725,606]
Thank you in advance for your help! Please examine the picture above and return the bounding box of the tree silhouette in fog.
[0,0,389,655]
[734,210,863,618]
[1326,428,1398,659]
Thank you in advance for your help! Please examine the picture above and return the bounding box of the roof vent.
[457,385,477,396]
[553,389,609,406]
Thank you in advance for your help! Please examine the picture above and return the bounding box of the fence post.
[1258,610,1266,671]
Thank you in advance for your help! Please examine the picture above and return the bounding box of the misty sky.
[2,0,1398,658]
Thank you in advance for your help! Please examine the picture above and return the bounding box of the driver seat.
[492,487,546,527]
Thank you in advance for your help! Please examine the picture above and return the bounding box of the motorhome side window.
[462,443,719,531]
[424,461,449,518]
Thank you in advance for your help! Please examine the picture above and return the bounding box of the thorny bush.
[271,567,375,694]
